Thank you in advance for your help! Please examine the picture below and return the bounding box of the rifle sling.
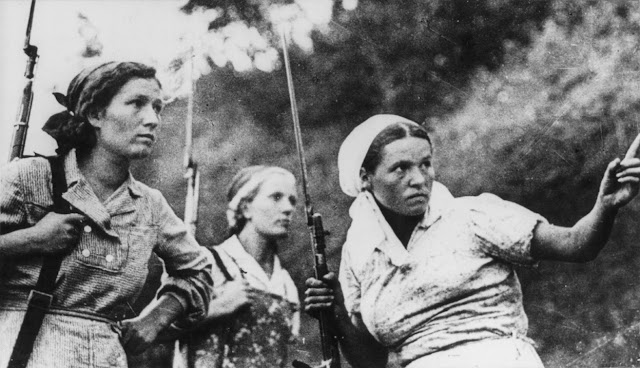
[9,155,69,368]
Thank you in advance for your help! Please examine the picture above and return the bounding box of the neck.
[77,148,131,202]
[237,227,278,277]
[375,197,424,248]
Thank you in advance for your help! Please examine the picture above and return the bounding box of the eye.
[289,196,297,207]
[271,193,283,201]
[392,163,409,173]
[420,160,431,169]
[153,101,164,114]
[128,99,146,108]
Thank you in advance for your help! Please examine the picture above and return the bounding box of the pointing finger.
[624,133,640,160]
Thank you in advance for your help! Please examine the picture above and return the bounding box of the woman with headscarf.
[0,61,213,367]
[304,114,640,368]
[174,165,301,368]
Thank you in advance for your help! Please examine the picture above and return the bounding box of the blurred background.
[2,0,640,367]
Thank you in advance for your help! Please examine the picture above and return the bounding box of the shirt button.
[81,249,91,257]
[83,225,92,233]
[105,254,114,263]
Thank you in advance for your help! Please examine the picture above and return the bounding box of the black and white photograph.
[1,0,640,367]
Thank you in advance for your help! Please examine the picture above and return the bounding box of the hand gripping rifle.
[8,0,39,162]
[280,28,341,368]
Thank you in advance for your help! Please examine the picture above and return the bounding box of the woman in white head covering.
[304,114,640,368]
[176,165,301,368]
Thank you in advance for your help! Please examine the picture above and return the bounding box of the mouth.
[406,193,429,201]
[275,219,291,227]
[136,134,155,143]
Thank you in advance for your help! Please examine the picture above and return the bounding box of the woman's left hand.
[118,315,164,355]
[598,134,640,210]
[117,294,184,355]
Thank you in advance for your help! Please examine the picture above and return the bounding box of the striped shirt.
[0,149,213,324]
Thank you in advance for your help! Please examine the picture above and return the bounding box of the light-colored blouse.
[212,235,300,336]
[174,235,300,368]
[339,183,546,366]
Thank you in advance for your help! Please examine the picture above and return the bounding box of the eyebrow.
[391,154,431,164]
[127,94,162,102]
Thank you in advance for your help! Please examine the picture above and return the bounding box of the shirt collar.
[64,149,142,198]
[219,235,285,287]
[344,181,454,267]
[418,181,454,229]
[61,149,142,236]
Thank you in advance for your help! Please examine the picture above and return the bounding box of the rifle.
[172,49,201,368]
[8,0,39,162]
[279,27,341,368]
[183,49,200,237]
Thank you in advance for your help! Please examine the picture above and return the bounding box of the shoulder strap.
[208,247,234,282]
[48,155,70,214]
[8,155,69,368]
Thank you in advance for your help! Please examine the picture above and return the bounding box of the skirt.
[0,310,127,368]
[405,338,545,368]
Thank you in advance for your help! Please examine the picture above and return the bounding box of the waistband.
[0,305,117,324]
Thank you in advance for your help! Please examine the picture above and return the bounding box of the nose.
[281,199,295,215]
[407,166,428,187]
[142,105,159,128]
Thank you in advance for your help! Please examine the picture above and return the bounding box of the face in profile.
[243,174,298,239]
[90,77,163,160]
[363,136,434,216]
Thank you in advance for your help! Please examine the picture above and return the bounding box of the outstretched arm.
[532,134,640,262]
[305,272,388,368]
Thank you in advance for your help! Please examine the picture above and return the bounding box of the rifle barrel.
[183,47,199,237]
[280,28,313,222]
[9,0,38,162]
[280,25,341,368]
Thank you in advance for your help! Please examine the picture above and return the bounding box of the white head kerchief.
[226,167,295,229]
[338,114,420,197]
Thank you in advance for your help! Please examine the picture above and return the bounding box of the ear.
[359,167,372,191]
[86,110,104,130]
[239,201,252,221]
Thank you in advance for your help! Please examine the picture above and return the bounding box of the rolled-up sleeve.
[466,193,548,266]
[339,246,362,316]
[152,191,214,326]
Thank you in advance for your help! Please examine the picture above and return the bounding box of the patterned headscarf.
[42,61,157,154]
[337,114,422,197]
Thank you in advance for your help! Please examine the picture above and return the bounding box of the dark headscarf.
[42,61,158,154]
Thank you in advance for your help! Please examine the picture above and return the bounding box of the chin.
[402,205,428,217]
[268,230,290,240]
[128,149,153,160]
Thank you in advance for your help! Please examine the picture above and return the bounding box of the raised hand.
[209,280,258,317]
[599,133,640,210]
